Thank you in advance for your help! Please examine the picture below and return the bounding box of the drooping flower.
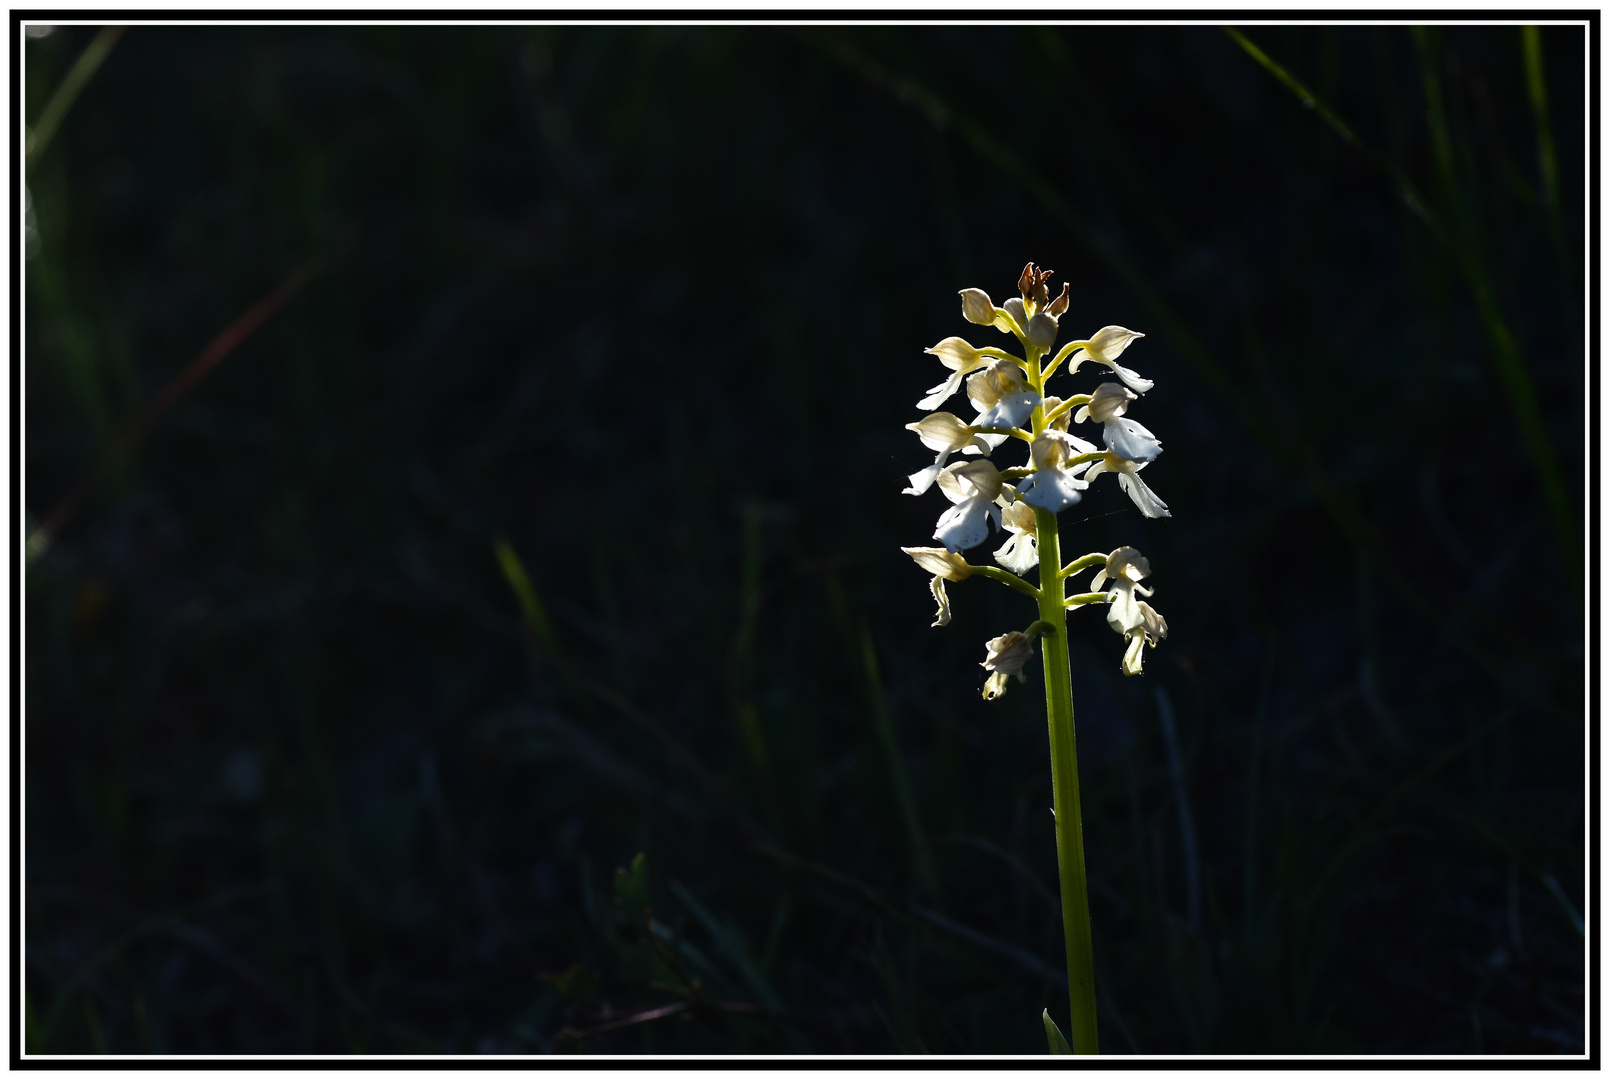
[902,546,973,627]
[1117,601,1168,676]
[1090,546,1155,636]
[1066,325,1152,393]
[1073,382,1163,463]
[965,359,1041,438]
[917,337,991,411]
[993,499,1039,574]
[981,630,1037,700]
[1082,450,1171,518]
[933,458,1007,552]
[1016,429,1098,514]
[903,411,992,496]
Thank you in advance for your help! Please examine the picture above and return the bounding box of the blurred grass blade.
[858,621,939,897]
[1043,1008,1072,1054]
[31,251,328,551]
[494,535,559,651]
[27,25,124,169]
[1521,26,1563,219]
[1541,871,1583,937]
[669,880,785,1013]
[1230,26,1576,577]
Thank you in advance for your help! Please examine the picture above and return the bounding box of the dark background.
[23,23,1587,1055]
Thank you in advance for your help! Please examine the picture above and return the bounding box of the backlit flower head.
[918,337,991,411]
[933,458,1007,552]
[1074,382,1163,463]
[1016,430,1097,513]
[1083,451,1171,519]
[1067,326,1152,394]
[903,411,991,496]
[993,499,1039,574]
[966,359,1041,434]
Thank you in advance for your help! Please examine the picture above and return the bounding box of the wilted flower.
[903,411,992,496]
[933,458,1007,552]
[993,499,1039,574]
[902,546,973,627]
[1074,382,1163,463]
[918,337,991,411]
[1083,451,1171,519]
[1016,430,1098,513]
[981,630,1037,701]
[1067,326,1152,393]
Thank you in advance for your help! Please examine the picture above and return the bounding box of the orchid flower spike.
[1074,382,1163,463]
[1067,326,1152,394]
[981,630,1038,701]
[902,546,974,627]
[903,411,992,496]
[1083,450,1171,519]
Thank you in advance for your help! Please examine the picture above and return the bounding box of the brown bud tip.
[1046,282,1070,318]
[1018,263,1053,308]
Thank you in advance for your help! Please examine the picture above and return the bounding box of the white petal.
[1106,361,1154,394]
[976,390,1041,430]
[993,531,1039,574]
[934,497,996,552]
[1103,418,1163,463]
[903,464,942,496]
[1117,471,1171,518]
[1017,469,1087,513]
[917,370,965,411]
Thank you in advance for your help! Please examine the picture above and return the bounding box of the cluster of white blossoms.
[900,264,1170,695]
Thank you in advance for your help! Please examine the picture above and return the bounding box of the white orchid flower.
[993,499,1040,574]
[901,546,973,627]
[903,411,992,496]
[1083,450,1171,519]
[933,458,1007,553]
[1090,546,1155,635]
[1073,382,1163,463]
[917,337,991,411]
[965,359,1041,446]
[1066,325,1152,394]
[1016,430,1098,514]
[981,630,1038,701]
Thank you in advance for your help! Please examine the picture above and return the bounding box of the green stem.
[970,564,1040,600]
[1028,347,1100,1054]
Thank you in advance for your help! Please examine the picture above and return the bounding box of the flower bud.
[926,336,986,373]
[960,289,997,326]
[1026,312,1059,350]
